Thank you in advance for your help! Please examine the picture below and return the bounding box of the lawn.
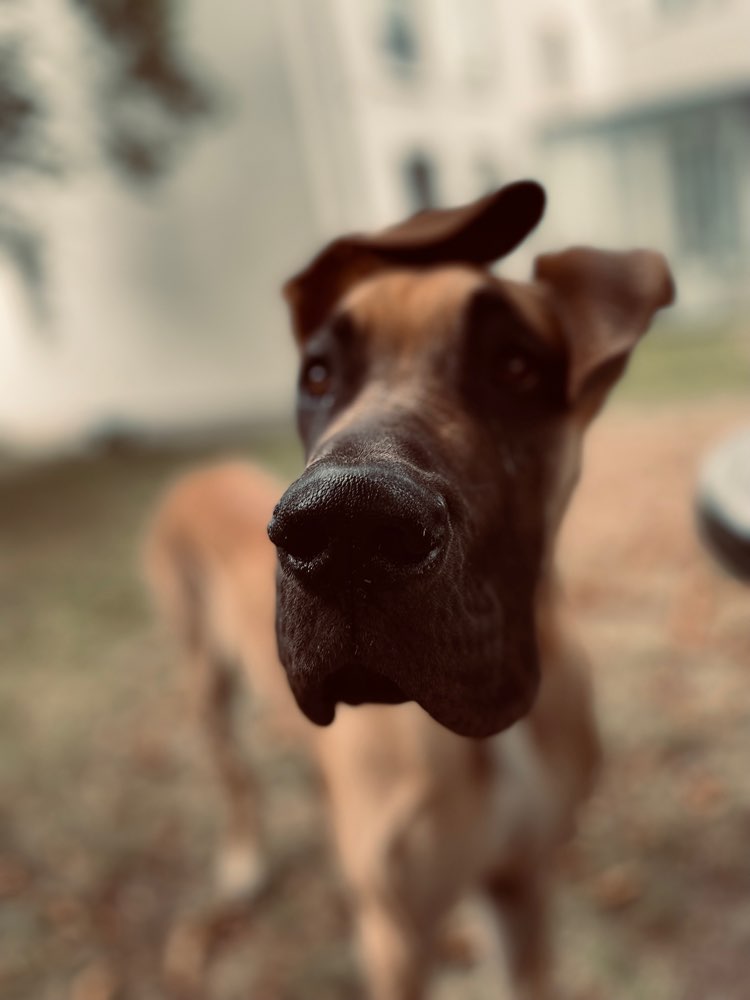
[1,325,749,999]
[616,319,748,402]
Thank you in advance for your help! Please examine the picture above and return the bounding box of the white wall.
[0,0,321,453]
[3,0,747,452]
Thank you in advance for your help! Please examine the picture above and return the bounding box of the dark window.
[669,117,741,262]
[403,152,437,212]
[382,0,419,71]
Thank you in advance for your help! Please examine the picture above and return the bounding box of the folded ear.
[534,247,675,418]
[284,180,546,341]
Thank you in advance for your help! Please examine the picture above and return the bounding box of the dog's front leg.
[354,893,434,1000]
[485,873,553,1000]
[189,648,268,900]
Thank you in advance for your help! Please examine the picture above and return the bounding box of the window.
[669,118,740,262]
[381,0,419,72]
[403,152,438,212]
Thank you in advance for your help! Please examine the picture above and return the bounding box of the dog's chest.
[480,722,568,867]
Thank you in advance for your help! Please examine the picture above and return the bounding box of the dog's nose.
[268,463,448,583]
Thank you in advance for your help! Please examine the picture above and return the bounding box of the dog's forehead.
[340,266,484,348]
[338,265,560,352]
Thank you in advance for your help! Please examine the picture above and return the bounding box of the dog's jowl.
[270,180,674,739]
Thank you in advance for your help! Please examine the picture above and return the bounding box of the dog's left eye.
[301,359,333,398]
[496,351,540,392]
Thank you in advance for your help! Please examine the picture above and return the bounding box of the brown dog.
[147,181,674,999]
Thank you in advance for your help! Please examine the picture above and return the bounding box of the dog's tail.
[144,460,298,899]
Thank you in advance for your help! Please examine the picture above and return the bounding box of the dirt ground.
[1,397,749,1000]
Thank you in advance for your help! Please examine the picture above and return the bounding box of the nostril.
[268,510,329,564]
[369,516,442,568]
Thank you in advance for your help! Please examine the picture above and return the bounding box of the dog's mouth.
[274,542,542,738]
[294,665,410,726]
[271,452,544,738]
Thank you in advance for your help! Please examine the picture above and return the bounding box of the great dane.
[147,180,674,998]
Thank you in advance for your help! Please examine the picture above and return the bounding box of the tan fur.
[311,267,570,473]
[146,460,600,1000]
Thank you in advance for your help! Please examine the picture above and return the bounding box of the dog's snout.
[268,464,448,582]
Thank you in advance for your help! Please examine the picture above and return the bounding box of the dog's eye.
[496,351,540,392]
[301,359,333,398]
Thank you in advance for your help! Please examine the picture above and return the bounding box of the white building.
[0,1,318,453]
[1,0,746,453]
[285,0,750,309]
[532,0,750,313]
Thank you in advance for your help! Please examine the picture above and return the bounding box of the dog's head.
[269,181,674,738]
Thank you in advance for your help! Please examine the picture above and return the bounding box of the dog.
[146,181,674,999]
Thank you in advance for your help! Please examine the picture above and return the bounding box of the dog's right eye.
[494,348,541,393]
[301,359,333,398]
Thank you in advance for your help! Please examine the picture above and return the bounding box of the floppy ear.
[284,180,546,341]
[534,247,675,418]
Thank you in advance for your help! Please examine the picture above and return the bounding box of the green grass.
[615,319,749,402]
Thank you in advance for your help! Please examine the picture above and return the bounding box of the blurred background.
[0,1,748,998]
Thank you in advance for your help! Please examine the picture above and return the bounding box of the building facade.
[534,0,750,313]
[279,0,750,311]
[2,0,747,452]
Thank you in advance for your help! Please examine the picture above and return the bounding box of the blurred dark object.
[696,427,750,582]
[0,42,52,174]
[0,42,52,304]
[0,1,215,310]
[0,206,45,301]
[73,0,213,180]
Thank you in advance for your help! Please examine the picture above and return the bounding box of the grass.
[615,319,749,402]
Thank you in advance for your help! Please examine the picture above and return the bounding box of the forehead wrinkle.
[341,266,487,355]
